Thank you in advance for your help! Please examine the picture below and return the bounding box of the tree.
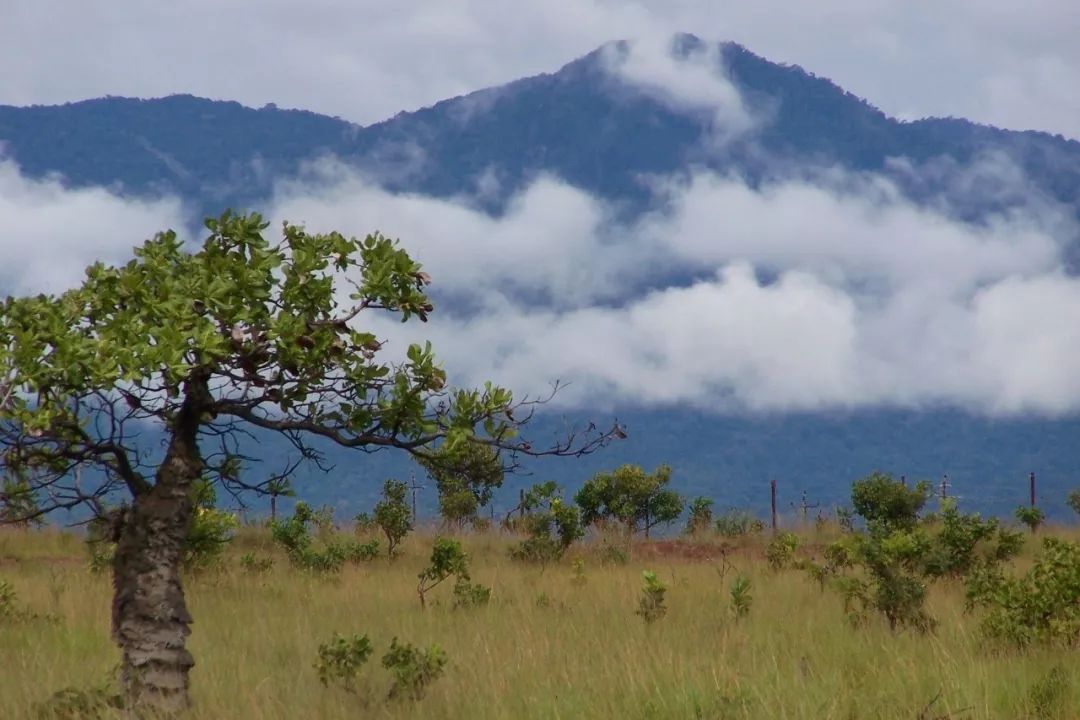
[509,480,584,564]
[575,464,683,538]
[373,478,412,557]
[0,211,618,712]
[416,439,503,527]
[850,472,929,531]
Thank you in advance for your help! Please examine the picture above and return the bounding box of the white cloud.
[0,160,188,295]
[600,35,756,143]
[2,146,1077,417]
[0,2,1077,137]
[268,158,1080,416]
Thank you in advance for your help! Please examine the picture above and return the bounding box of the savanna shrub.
[239,552,274,573]
[33,684,124,719]
[966,537,1080,647]
[382,638,448,700]
[765,532,800,571]
[1028,666,1069,720]
[452,577,491,609]
[714,509,765,538]
[315,633,373,693]
[923,499,1024,578]
[685,497,714,536]
[416,538,470,608]
[372,479,412,557]
[636,570,668,623]
[1067,488,1080,519]
[729,575,752,619]
[1015,505,1045,534]
[509,481,583,565]
[850,472,929,531]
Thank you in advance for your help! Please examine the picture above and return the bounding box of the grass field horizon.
[3,518,1080,720]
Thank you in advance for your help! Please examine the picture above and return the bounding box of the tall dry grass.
[1,524,1077,719]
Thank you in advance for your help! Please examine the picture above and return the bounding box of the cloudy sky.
[1,2,1078,417]
[1,0,1078,137]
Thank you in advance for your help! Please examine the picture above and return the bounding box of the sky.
[0,0,1078,137]
[1,3,1078,418]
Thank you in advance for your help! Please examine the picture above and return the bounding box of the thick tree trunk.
[112,375,207,713]
[112,482,196,713]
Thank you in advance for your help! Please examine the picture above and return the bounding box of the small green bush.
[452,577,491,609]
[729,575,752,619]
[373,479,412,557]
[315,633,373,693]
[714,509,765,538]
[967,537,1080,647]
[382,638,448,700]
[239,552,274,573]
[1015,505,1045,534]
[685,497,714,536]
[417,538,470,608]
[636,570,668,623]
[765,532,800,571]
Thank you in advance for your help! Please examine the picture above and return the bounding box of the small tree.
[509,481,583,565]
[373,479,412,558]
[1015,505,1045,534]
[850,472,929,531]
[417,440,503,528]
[1066,488,1080,519]
[575,464,683,538]
[416,538,470,609]
[685,496,713,536]
[0,211,618,712]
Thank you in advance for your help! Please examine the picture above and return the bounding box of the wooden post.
[408,472,422,523]
[770,479,777,534]
[939,474,949,501]
[270,493,277,522]
[900,475,906,487]
[1030,472,1036,507]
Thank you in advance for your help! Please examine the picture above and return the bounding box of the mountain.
[2,36,1079,222]
[3,35,1080,521]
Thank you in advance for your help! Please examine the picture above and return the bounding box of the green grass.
[2,525,1078,719]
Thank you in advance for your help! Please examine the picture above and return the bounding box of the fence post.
[1030,472,1036,507]
[770,479,778,534]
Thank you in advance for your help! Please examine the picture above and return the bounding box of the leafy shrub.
[1029,666,1069,720]
[353,511,377,534]
[765,532,800,571]
[373,479,412,557]
[597,544,628,566]
[966,537,1080,647]
[452,577,491,609]
[509,481,583,565]
[1067,488,1080,519]
[923,499,1024,578]
[239,552,274,573]
[381,638,448,700]
[417,441,503,528]
[575,464,683,538]
[685,497,714,536]
[570,557,587,587]
[341,539,381,563]
[714,509,765,538]
[271,503,377,572]
[636,570,668,623]
[729,575,752,619]
[315,633,373,693]
[1015,505,1045,534]
[417,538,470,608]
[850,472,929,531]
[185,505,239,571]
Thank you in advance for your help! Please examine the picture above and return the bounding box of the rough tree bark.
[111,377,207,713]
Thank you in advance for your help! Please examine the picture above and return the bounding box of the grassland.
[1,524,1078,719]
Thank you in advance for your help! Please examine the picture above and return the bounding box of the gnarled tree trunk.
[112,378,206,713]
